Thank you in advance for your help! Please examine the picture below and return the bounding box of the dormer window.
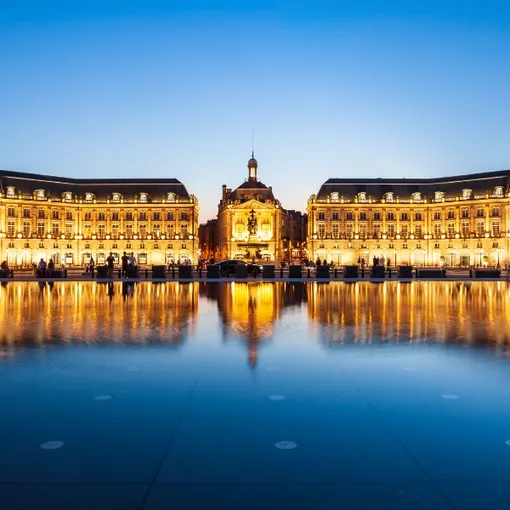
[357,192,367,202]
[435,191,445,202]
[494,186,504,197]
[35,189,45,200]
[85,193,94,203]
[385,192,394,202]
[63,192,73,202]
[167,192,176,203]
[139,192,148,203]
[6,186,15,198]
[330,192,339,203]
[462,188,472,200]
[412,192,421,202]
[112,193,121,203]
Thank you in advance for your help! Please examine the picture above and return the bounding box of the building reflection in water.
[203,282,306,367]
[307,281,510,347]
[0,281,198,345]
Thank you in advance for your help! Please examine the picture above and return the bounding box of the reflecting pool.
[1,281,510,509]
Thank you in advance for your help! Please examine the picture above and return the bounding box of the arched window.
[6,186,15,198]
[85,193,94,203]
[357,192,367,202]
[330,192,339,203]
[35,189,45,200]
[167,192,176,203]
[112,193,121,203]
[385,192,394,202]
[462,188,472,200]
[412,192,421,202]
[139,192,148,203]
[494,186,504,197]
[434,191,444,202]
[62,192,73,202]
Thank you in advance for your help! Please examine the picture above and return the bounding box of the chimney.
[222,184,227,198]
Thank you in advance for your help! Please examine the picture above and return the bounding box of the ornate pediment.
[228,198,275,211]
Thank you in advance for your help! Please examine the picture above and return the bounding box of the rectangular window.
[112,212,119,221]
[476,208,484,218]
[433,211,441,220]
[166,211,174,221]
[359,223,367,236]
[461,209,469,219]
[66,211,73,220]
[492,222,500,236]
[153,212,160,221]
[38,210,45,219]
[414,212,423,221]
[84,224,92,237]
[112,224,119,236]
[387,211,395,221]
[180,212,189,221]
[332,211,339,220]
[387,224,395,237]
[346,223,353,237]
[318,225,325,238]
[23,208,31,218]
[434,224,441,237]
[139,224,147,237]
[401,212,409,221]
[139,212,147,221]
[476,221,484,236]
[65,223,73,235]
[37,222,45,236]
[401,224,409,237]
[181,224,188,238]
[167,224,174,238]
[51,210,59,219]
[52,223,59,236]
[373,223,381,237]
[447,210,455,219]
[414,225,422,237]
[491,207,500,217]
[373,212,381,221]
[126,224,133,236]
[98,224,106,237]
[125,212,133,221]
[332,224,339,238]
[346,211,353,221]
[98,212,105,221]
[153,224,161,235]
[23,221,31,237]
[7,221,15,237]
[7,207,15,217]
[448,223,455,236]
[359,212,367,221]
[461,221,470,237]
[84,211,92,221]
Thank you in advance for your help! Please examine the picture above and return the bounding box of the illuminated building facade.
[307,170,510,267]
[217,154,286,261]
[0,170,199,267]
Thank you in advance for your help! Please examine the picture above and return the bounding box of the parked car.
[213,259,263,276]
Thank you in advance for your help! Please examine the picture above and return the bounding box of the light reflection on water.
[0,281,509,352]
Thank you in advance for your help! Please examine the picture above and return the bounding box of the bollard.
[145,268,149,278]
[64,269,68,279]
[172,267,175,279]
[334,268,337,278]
[118,269,122,279]
[307,268,311,278]
[280,266,283,278]
[388,268,391,279]
[199,267,202,278]
[361,267,364,278]
[10,270,14,279]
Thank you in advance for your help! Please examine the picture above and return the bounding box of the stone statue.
[247,209,258,236]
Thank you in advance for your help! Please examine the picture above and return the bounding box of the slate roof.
[230,179,275,201]
[0,169,190,201]
[316,170,510,200]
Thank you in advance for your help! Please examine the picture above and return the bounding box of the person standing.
[121,251,129,278]
[106,252,115,279]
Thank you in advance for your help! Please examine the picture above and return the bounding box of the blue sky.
[1,1,509,220]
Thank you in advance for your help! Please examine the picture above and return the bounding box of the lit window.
[112,193,121,203]
[357,192,367,202]
[434,191,444,202]
[385,192,394,202]
[462,189,472,200]
[167,192,176,203]
[63,192,73,202]
[330,192,339,203]
[494,186,504,197]
[139,192,148,203]
[85,193,94,203]
[412,192,421,202]
[6,186,15,198]
[35,189,45,200]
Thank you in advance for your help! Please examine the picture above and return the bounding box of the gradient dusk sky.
[1,1,509,220]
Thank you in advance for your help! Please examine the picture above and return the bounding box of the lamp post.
[0,232,5,262]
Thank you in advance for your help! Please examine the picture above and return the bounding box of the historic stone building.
[0,170,199,267]
[307,170,510,267]
[217,154,286,262]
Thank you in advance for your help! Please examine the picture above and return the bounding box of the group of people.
[0,260,12,277]
[357,256,391,268]
[35,258,56,278]
[86,252,138,278]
